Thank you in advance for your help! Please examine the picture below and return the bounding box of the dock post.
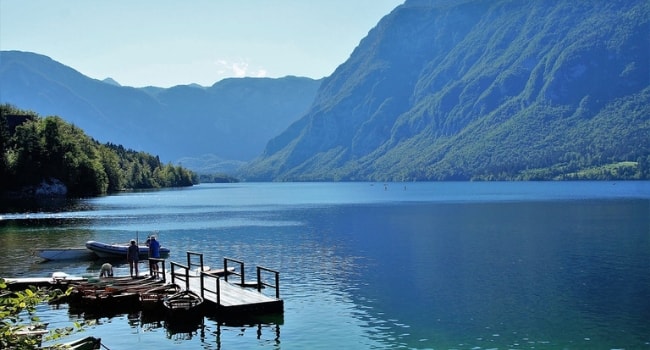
[199,271,205,299]
[223,258,228,282]
[216,276,221,305]
[185,265,190,291]
[161,260,166,283]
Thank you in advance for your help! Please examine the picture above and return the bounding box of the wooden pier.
[169,252,283,316]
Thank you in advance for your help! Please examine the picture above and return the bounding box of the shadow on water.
[0,196,95,215]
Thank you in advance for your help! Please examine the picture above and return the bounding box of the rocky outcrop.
[5,178,68,198]
[34,178,68,197]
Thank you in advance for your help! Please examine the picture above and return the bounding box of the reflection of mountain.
[332,196,648,349]
[0,50,321,171]
[241,0,650,181]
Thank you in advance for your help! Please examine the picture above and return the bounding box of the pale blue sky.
[1,0,404,87]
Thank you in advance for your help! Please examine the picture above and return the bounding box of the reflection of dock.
[170,252,283,316]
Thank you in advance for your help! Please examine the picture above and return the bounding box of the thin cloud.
[215,59,268,78]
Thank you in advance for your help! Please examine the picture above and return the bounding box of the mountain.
[240,0,650,181]
[102,77,121,86]
[0,51,321,172]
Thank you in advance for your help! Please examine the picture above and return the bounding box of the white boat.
[4,272,87,290]
[35,247,97,261]
[85,240,170,259]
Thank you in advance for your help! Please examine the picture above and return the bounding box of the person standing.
[148,235,161,276]
[127,239,139,278]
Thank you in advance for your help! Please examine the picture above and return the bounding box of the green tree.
[1,106,197,197]
[0,279,83,349]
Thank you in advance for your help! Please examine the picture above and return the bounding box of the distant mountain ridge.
[0,50,321,173]
[240,0,650,181]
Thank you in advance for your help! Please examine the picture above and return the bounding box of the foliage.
[198,173,240,183]
[0,278,84,349]
[1,105,198,197]
[240,0,650,182]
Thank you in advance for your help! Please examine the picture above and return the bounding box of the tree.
[0,279,84,349]
[1,106,198,197]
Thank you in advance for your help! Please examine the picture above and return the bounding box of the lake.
[1,182,649,349]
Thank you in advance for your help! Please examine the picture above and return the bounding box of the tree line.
[1,105,198,197]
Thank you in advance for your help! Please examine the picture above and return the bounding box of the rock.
[33,178,68,197]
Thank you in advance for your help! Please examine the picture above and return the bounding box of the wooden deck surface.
[171,273,283,313]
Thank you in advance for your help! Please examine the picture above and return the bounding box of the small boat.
[35,247,97,261]
[83,292,140,308]
[4,272,87,290]
[85,240,170,259]
[163,290,203,319]
[46,336,102,350]
[140,284,181,311]
[15,323,48,347]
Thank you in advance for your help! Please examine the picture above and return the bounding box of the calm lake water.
[1,182,649,350]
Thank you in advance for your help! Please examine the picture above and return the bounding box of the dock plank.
[168,254,283,315]
[172,274,281,310]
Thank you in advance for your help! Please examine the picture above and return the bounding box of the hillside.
[240,0,650,181]
[0,51,321,173]
[0,105,197,198]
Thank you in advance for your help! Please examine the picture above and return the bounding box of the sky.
[1,0,404,88]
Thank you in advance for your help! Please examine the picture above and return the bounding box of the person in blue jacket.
[148,235,161,276]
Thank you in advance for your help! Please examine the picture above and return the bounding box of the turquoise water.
[1,182,649,349]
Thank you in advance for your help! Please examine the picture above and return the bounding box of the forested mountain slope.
[241,0,650,181]
[0,51,321,172]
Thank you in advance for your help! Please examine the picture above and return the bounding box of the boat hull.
[36,248,97,261]
[85,240,170,259]
[163,290,204,321]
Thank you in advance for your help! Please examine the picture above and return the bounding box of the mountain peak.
[102,77,121,86]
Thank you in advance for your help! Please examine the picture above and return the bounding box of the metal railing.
[170,260,190,290]
[148,257,166,282]
[223,257,245,284]
[170,252,281,305]
[256,265,280,299]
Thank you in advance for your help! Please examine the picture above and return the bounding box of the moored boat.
[45,336,102,350]
[35,247,97,261]
[163,290,203,318]
[4,272,87,290]
[140,284,181,311]
[85,240,170,259]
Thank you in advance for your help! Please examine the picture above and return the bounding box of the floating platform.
[170,253,283,316]
[4,252,284,320]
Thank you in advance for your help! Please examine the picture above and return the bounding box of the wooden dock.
[169,253,283,316]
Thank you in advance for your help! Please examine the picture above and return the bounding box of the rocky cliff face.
[241,0,650,181]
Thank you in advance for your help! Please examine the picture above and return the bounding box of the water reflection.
[62,307,282,349]
[4,183,650,349]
